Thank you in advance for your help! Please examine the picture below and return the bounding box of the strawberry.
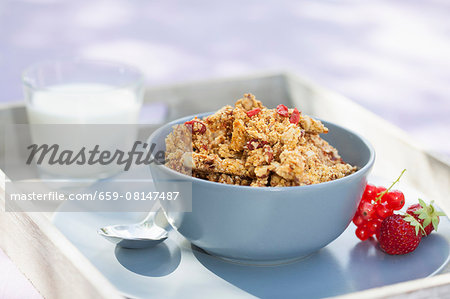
[406,199,446,236]
[378,214,424,255]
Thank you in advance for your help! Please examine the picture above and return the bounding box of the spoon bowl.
[98,209,169,249]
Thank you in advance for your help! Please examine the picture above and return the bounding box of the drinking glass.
[21,59,144,180]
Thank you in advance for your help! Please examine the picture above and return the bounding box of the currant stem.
[375,169,406,202]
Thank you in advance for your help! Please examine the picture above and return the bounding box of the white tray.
[1,72,450,298]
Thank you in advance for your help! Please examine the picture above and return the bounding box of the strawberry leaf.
[418,198,427,209]
[404,214,425,236]
[432,218,439,231]
[418,211,427,219]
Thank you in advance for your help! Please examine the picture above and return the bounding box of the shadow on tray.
[192,246,349,299]
[114,238,181,277]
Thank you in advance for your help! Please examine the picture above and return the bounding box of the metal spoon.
[97,209,169,249]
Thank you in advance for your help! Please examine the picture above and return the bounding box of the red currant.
[364,184,377,202]
[375,186,386,198]
[360,195,371,204]
[366,219,382,234]
[352,214,364,226]
[385,190,405,210]
[354,170,409,242]
[355,226,371,241]
[359,201,376,221]
[376,186,386,192]
[376,202,394,218]
[184,120,207,134]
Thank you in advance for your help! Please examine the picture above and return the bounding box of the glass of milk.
[22,59,144,180]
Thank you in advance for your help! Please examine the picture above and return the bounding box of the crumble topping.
[165,93,357,187]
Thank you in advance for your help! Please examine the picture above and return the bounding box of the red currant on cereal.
[276,104,289,117]
[184,120,207,134]
[246,108,261,117]
[289,108,300,124]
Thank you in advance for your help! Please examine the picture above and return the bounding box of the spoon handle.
[141,208,161,225]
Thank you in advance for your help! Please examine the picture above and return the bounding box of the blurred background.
[1,0,449,160]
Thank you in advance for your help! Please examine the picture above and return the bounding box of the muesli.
[165,93,356,187]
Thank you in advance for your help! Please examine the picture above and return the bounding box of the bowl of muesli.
[148,94,375,263]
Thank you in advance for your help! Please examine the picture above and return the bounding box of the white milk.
[27,83,140,124]
[26,83,141,179]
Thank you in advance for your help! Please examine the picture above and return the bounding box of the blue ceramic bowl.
[148,113,375,263]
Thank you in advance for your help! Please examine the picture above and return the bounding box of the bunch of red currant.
[353,170,406,241]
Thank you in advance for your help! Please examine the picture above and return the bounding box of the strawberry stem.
[375,169,406,202]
